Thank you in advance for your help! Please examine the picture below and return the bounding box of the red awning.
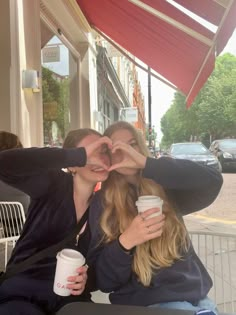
[76,0,236,107]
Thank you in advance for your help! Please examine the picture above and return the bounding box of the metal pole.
[148,66,152,147]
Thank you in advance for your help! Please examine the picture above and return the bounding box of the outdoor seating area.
[0,207,235,314]
[0,1,236,314]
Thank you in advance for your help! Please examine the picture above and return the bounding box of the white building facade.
[0,0,99,147]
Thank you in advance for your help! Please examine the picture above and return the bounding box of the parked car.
[169,142,222,172]
[209,139,236,172]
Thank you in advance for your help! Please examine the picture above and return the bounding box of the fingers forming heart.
[109,141,142,171]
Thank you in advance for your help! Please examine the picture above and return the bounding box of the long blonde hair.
[100,121,189,286]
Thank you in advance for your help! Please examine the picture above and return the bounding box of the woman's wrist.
[118,234,136,255]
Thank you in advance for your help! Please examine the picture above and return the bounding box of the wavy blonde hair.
[100,121,189,286]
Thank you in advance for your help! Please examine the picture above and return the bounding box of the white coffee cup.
[53,248,85,296]
[136,195,163,218]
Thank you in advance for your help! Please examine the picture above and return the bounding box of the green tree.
[42,67,70,143]
[161,53,236,147]
[197,54,236,139]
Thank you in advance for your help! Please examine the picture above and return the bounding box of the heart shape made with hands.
[107,141,146,172]
[86,137,146,172]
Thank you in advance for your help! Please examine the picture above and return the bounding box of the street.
[184,173,236,313]
[184,173,236,234]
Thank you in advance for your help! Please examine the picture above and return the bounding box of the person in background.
[0,129,111,315]
[87,121,223,314]
[154,150,161,159]
[0,131,30,215]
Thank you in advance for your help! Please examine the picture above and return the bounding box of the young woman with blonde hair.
[87,121,223,314]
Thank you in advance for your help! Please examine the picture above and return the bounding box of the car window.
[171,143,209,155]
[219,139,236,150]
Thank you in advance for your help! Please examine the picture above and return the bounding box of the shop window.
[41,22,78,147]
[41,36,69,147]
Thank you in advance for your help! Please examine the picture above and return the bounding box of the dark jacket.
[87,157,223,306]
[0,147,87,279]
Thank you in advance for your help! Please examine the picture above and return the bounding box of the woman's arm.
[91,211,164,292]
[109,142,223,215]
[95,240,134,292]
[143,157,223,215]
[0,147,86,198]
[0,147,86,175]
[87,193,133,292]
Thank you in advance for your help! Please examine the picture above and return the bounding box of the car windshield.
[171,143,209,155]
[219,139,236,150]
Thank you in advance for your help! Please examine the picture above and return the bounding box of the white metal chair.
[189,231,236,314]
[0,201,26,268]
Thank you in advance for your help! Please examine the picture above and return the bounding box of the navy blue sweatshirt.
[86,157,223,306]
[0,147,88,279]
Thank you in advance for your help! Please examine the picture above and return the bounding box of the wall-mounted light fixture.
[93,111,103,123]
[22,70,40,92]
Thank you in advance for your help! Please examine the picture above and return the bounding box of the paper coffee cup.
[136,195,163,218]
[53,248,85,296]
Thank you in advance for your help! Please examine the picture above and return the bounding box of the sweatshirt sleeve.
[87,192,133,292]
[96,240,133,292]
[142,157,223,215]
[0,147,86,198]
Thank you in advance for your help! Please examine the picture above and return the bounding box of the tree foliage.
[161,53,236,148]
[42,67,69,144]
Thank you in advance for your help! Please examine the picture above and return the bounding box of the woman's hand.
[109,141,147,172]
[85,136,112,170]
[67,265,88,296]
[119,208,165,250]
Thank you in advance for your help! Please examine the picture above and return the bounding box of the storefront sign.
[122,107,138,123]
[43,101,58,120]
[42,46,60,63]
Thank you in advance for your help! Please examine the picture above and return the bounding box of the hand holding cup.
[53,249,86,296]
[66,265,88,296]
[119,207,165,250]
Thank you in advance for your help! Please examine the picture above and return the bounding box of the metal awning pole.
[148,66,152,147]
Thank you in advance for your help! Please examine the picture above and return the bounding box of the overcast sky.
[138,29,236,143]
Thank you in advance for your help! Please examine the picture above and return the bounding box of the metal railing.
[0,202,26,267]
[189,231,236,314]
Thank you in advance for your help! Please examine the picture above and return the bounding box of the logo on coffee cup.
[57,282,67,289]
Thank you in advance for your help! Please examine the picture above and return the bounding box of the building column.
[0,1,12,133]
[77,40,98,130]
[0,0,43,147]
[17,0,43,146]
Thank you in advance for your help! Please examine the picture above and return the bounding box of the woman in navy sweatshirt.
[87,121,223,314]
[0,128,111,315]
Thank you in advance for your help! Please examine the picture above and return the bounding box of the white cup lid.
[138,195,161,201]
[136,200,163,207]
[59,249,85,263]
